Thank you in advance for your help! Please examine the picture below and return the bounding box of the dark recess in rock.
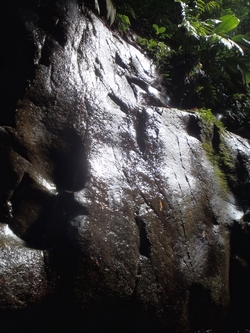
[108,92,130,114]
[39,37,54,67]
[135,215,151,258]
[228,221,250,331]
[243,211,250,222]
[126,76,149,93]
[212,124,221,152]
[48,140,88,192]
[211,212,219,225]
[235,151,250,211]
[189,283,224,333]
[0,3,36,126]
[8,173,56,245]
[115,52,128,69]
[135,108,148,155]
[186,114,202,141]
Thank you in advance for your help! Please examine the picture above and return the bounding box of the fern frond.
[196,0,206,14]
[205,1,220,12]
[123,4,136,19]
[196,0,220,17]
[182,19,200,39]
[202,21,214,35]
[106,0,116,25]
[94,0,100,14]
[202,83,218,104]
[192,21,207,36]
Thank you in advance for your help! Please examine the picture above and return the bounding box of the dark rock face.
[0,1,250,332]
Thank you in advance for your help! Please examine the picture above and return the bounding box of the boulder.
[0,1,250,332]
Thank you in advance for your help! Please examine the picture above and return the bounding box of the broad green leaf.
[206,34,244,54]
[214,15,240,34]
[152,24,159,33]
[158,27,166,34]
[233,35,250,50]
[246,72,250,84]
[242,38,250,47]
[219,37,244,55]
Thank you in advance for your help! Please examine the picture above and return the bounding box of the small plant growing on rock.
[198,108,236,195]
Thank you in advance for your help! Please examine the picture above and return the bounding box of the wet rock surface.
[0,0,250,332]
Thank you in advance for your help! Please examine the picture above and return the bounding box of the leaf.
[116,14,131,32]
[242,38,250,47]
[205,1,220,12]
[196,0,206,14]
[137,37,148,47]
[106,0,116,25]
[206,34,244,55]
[245,72,250,84]
[223,38,244,55]
[182,20,200,39]
[152,24,159,33]
[124,4,136,19]
[122,15,130,26]
[202,22,214,35]
[153,24,166,35]
[233,35,250,50]
[214,15,240,34]
[148,39,158,48]
[158,27,166,34]
[94,0,100,14]
[235,61,250,84]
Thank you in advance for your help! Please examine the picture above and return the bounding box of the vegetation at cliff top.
[111,0,250,139]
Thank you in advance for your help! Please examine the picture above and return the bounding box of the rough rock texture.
[0,1,250,332]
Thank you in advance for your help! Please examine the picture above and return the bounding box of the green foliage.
[112,0,250,138]
[198,108,236,194]
[214,14,239,33]
[221,0,250,34]
[198,108,225,133]
[137,23,172,64]
[202,141,229,194]
[165,1,250,122]
[222,90,250,138]
[152,24,166,35]
[137,36,172,64]
[116,14,131,32]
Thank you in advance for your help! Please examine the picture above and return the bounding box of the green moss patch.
[198,109,236,195]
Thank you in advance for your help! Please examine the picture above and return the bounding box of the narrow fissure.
[135,108,147,155]
[108,92,129,114]
[135,215,151,258]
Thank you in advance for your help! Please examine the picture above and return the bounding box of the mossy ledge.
[198,109,237,195]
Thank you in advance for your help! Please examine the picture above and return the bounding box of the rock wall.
[0,1,250,332]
